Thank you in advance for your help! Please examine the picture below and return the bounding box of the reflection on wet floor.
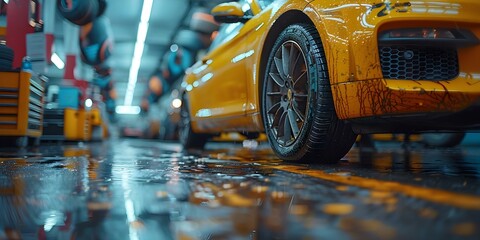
[353,146,480,177]
[0,140,479,239]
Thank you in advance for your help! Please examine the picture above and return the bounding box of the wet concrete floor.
[0,139,479,239]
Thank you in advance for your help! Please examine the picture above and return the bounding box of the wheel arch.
[257,8,352,122]
[259,10,316,97]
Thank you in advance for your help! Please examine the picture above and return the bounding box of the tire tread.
[263,24,357,163]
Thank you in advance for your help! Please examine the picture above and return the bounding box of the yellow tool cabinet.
[64,108,92,141]
[0,71,47,146]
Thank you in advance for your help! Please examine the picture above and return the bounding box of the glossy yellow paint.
[184,20,250,131]
[304,0,480,119]
[64,108,79,140]
[64,108,92,141]
[90,108,102,126]
[185,0,310,133]
[183,0,480,133]
[90,107,109,140]
[77,109,92,140]
[211,2,244,18]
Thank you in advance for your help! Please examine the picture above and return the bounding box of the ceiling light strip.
[115,105,141,115]
[51,52,65,69]
[124,0,153,106]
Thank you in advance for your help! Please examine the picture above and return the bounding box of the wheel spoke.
[282,111,293,143]
[268,102,281,114]
[293,70,307,89]
[277,111,287,139]
[274,57,285,79]
[291,104,305,122]
[290,46,301,76]
[272,106,284,129]
[265,40,312,147]
[281,44,290,77]
[267,91,282,96]
[287,108,300,139]
[294,93,308,99]
[269,72,284,87]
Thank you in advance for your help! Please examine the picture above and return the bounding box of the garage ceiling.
[51,0,228,107]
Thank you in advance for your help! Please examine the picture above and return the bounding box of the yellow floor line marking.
[269,165,480,210]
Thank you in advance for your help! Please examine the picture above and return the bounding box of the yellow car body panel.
[183,0,480,134]
[184,27,249,131]
[185,0,311,133]
[303,0,480,120]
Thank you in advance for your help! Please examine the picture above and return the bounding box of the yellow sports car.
[179,0,480,163]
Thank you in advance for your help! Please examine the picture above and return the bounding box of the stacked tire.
[57,0,99,25]
[0,44,14,71]
[79,16,113,66]
[174,29,207,53]
[174,8,219,53]
[190,8,220,35]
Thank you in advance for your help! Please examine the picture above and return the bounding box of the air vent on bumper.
[378,28,479,81]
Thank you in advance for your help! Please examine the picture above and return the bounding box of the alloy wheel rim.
[265,40,309,147]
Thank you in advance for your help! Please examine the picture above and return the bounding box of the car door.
[186,2,253,128]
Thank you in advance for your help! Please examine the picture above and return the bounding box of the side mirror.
[211,2,251,23]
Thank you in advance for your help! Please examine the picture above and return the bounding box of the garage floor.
[1,138,479,239]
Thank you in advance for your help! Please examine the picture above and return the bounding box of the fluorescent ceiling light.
[115,105,141,115]
[140,0,154,22]
[124,0,153,106]
[136,22,149,44]
[51,52,65,69]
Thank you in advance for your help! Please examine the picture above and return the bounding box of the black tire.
[179,95,210,149]
[261,24,357,163]
[0,44,14,62]
[0,59,12,71]
[422,132,466,148]
[97,0,107,17]
[57,0,99,26]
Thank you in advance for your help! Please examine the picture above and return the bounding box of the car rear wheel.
[179,95,209,149]
[262,24,357,163]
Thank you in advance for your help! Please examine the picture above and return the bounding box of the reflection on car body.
[180,0,480,163]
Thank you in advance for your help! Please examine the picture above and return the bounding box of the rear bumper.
[333,74,480,118]
[349,98,480,134]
